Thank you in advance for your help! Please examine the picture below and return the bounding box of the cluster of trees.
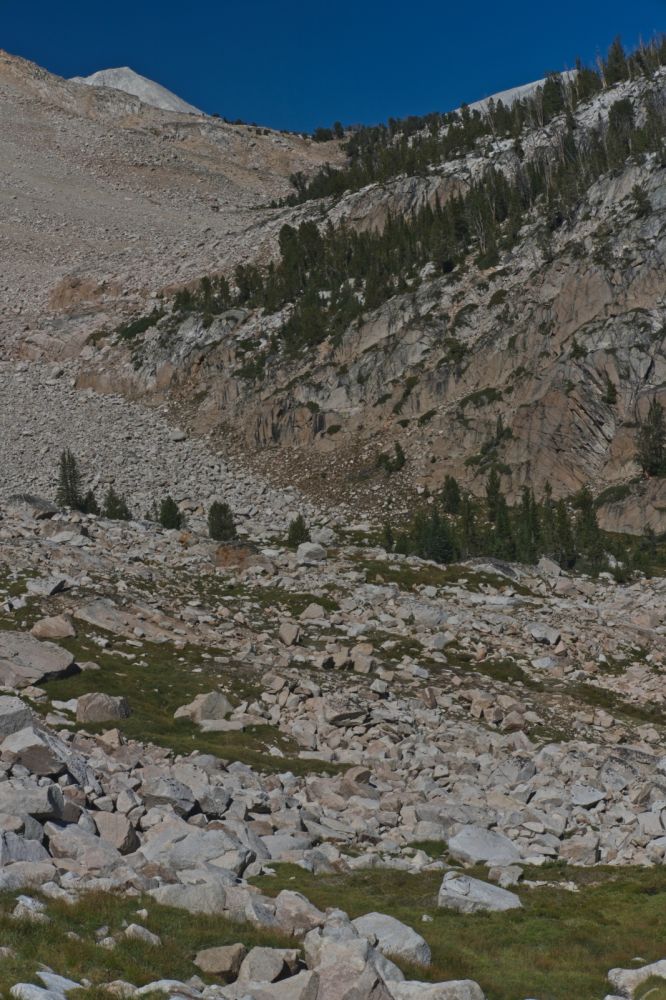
[57,450,131,521]
[285,36,666,206]
[165,63,664,360]
[55,451,239,540]
[384,472,656,580]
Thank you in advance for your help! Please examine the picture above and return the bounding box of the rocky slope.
[0,456,665,998]
[66,67,666,530]
[0,50,342,357]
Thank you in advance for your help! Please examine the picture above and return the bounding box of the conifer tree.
[159,496,182,530]
[493,496,515,560]
[554,499,576,568]
[287,514,310,548]
[486,468,501,523]
[605,37,629,86]
[636,399,666,476]
[208,501,237,542]
[381,522,395,552]
[441,475,461,514]
[56,449,83,510]
[102,487,131,521]
[81,490,100,516]
[575,487,603,570]
[460,495,477,557]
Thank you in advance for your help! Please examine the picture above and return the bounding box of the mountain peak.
[70,65,202,115]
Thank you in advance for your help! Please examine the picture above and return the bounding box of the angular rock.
[0,633,76,689]
[296,543,326,565]
[389,983,486,1000]
[148,881,227,914]
[174,692,232,724]
[352,912,431,966]
[527,622,561,646]
[438,873,522,914]
[447,825,521,867]
[608,959,666,997]
[31,616,76,641]
[76,693,131,724]
[0,697,32,738]
[275,890,326,935]
[1,727,66,776]
[237,946,300,984]
[93,812,139,855]
[194,943,247,979]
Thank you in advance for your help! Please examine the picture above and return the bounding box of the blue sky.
[3,0,665,130]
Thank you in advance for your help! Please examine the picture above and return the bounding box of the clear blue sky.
[3,0,665,130]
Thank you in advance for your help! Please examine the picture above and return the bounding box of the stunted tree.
[636,399,666,476]
[604,36,629,86]
[208,501,237,542]
[56,449,82,510]
[81,490,100,516]
[486,467,501,523]
[102,487,131,521]
[159,496,182,530]
[287,514,310,548]
[441,475,461,514]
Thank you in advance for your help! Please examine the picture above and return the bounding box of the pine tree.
[554,499,576,569]
[486,468,501,523]
[208,501,237,542]
[575,487,603,571]
[605,37,629,86]
[541,481,556,555]
[493,496,515,560]
[460,495,478,557]
[81,490,100,516]
[102,487,131,521]
[287,514,310,548]
[381,522,395,552]
[159,496,182,530]
[56,449,83,510]
[636,399,666,476]
[441,475,461,514]
[630,185,651,218]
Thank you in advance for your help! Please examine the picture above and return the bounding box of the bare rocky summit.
[70,67,203,116]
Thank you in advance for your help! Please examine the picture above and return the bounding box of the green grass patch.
[0,890,294,996]
[40,625,337,776]
[252,864,666,1000]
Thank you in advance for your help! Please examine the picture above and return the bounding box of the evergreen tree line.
[55,451,316,546]
[55,450,238,539]
[170,75,665,357]
[384,472,657,580]
[285,36,666,206]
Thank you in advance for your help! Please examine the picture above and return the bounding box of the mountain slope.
[2,44,665,536]
[0,49,343,355]
[70,65,203,115]
[74,60,666,535]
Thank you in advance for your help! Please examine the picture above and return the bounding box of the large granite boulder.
[0,633,76,689]
[438,873,522,914]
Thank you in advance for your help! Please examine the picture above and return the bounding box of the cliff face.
[3,49,666,532]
